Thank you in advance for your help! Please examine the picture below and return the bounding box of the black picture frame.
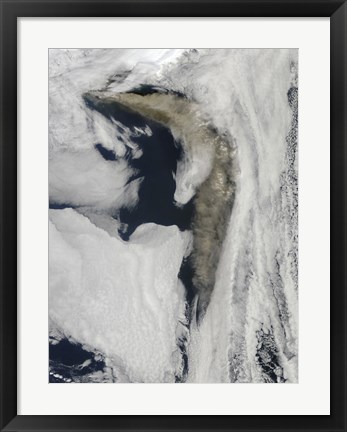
[1,1,346,431]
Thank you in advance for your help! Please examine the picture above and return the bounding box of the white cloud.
[49,209,192,382]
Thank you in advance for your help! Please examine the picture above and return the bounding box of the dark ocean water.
[84,93,194,240]
[49,339,106,383]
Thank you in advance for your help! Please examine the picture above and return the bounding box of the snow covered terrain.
[49,48,298,383]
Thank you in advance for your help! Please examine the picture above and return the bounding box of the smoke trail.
[84,91,236,319]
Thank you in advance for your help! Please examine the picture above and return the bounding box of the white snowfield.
[49,48,298,383]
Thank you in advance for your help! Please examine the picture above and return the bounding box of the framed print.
[0,0,346,431]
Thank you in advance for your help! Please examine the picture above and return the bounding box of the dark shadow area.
[129,84,187,99]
